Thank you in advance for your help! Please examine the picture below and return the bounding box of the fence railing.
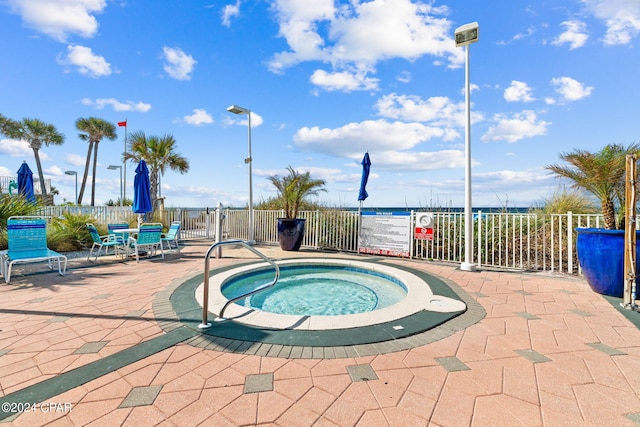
[36,206,609,275]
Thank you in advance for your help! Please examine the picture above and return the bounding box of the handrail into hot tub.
[198,240,280,329]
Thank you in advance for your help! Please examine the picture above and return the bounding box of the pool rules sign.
[415,213,434,240]
[358,212,411,257]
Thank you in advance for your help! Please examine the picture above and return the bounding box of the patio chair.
[128,223,164,262]
[3,216,67,284]
[86,223,124,261]
[161,221,181,252]
[108,223,130,244]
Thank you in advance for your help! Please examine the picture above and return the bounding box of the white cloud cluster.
[81,97,152,112]
[221,0,240,27]
[583,0,640,45]
[58,45,111,78]
[4,0,106,41]
[552,20,589,49]
[268,0,462,92]
[550,76,593,102]
[504,81,535,103]
[162,47,197,80]
[310,69,379,92]
[180,109,214,126]
[481,110,550,143]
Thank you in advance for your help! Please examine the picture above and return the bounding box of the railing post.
[567,211,573,274]
[477,210,482,267]
[215,202,223,258]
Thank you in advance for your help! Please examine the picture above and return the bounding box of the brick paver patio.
[1,240,640,426]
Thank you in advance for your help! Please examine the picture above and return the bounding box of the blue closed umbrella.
[133,160,152,215]
[17,161,36,203]
[357,152,371,202]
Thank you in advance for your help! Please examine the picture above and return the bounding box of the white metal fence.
[37,206,607,275]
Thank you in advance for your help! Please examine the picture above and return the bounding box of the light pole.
[455,21,479,272]
[107,165,123,207]
[227,104,254,243]
[64,170,77,205]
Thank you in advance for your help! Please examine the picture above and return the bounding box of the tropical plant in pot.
[546,143,640,296]
[268,166,326,251]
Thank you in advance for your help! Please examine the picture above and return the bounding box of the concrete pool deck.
[1,240,640,425]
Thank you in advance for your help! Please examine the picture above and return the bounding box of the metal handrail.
[198,240,280,329]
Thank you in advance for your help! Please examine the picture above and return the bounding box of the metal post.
[247,112,254,243]
[215,202,223,258]
[461,44,475,271]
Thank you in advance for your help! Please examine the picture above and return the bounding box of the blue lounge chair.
[86,223,124,261]
[3,216,67,284]
[161,221,181,251]
[128,223,164,262]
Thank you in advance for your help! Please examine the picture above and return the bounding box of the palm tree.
[0,115,64,201]
[268,166,327,219]
[125,131,189,217]
[546,143,640,230]
[76,117,117,206]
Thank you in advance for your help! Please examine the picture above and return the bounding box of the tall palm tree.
[268,166,326,219]
[0,115,64,201]
[125,131,189,218]
[546,143,640,230]
[75,117,117,206]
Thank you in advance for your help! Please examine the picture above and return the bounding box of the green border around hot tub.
[167,258,486,352]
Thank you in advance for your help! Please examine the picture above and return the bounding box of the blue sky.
[1,0,639,209]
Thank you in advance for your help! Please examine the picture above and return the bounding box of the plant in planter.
[268,166,326,251]
[546,143,640,296]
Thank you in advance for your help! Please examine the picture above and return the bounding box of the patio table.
[111,229,139,258]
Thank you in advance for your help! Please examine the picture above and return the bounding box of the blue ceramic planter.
[576,228,640,297]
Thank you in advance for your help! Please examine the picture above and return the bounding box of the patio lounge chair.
[2,216,67,284]
[86,223,124,261]
[161,221,181,251]
[128,223,164,262]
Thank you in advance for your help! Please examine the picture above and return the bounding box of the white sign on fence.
[358,211,411,257]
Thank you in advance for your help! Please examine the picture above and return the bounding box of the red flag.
[118,121,127,127]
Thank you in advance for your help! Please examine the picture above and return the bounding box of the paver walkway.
[1,240,640,426]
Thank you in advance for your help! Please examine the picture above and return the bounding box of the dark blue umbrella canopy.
[17,161,36,203]
[357,152,371,202]
[133,160,152,214]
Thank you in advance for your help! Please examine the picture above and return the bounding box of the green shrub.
[47,212,98,252]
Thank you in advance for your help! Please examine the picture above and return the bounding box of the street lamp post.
[107,165,123,207]
[455,21,479,272]
[227,104,254,243]
[64,170,77,205]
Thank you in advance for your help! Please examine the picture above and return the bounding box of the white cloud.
[481,110,550,143]
[552,20,589,49]
[66,153,86,166]
[162,46,197,80]
[293,119,467,171]
[0,138,32,157]
[58,44,111,78]
[504,81,535,103]
[268,0,463,92]
[294,119,451,160]
[82,97,152,112]
[310,69,379,92]
[181,109,214,126]
[550,76,593,101]
[582,0,640,45]
[221,0,240,27]
[4,0,106,41]
[375,93,481,136]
